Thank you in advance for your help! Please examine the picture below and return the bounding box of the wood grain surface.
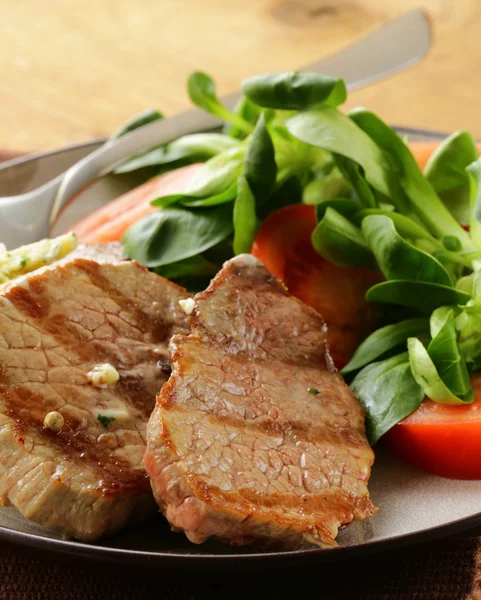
[1,0,480,152]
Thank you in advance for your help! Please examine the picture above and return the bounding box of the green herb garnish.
[97,414,116,429]
[308,388,320,396]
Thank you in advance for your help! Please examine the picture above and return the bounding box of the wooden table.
[2,0,480,153]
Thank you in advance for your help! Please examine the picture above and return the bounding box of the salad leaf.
[467,158,481,248]
[349,109,472,249]
[408,336,474,405]
[151,182,237,209]
[335,155,377,208]
[426,310,473,400]
[150,193,187,208]
[233,176,258,254]
[303,170,351,205]
[110,109,163,140]
[272,125,329,182]
[258,174,303,218]
[456,274,474,294]
[430,305,456,338]
[286,108,394,198]
[224,96,261,140]
[116,133,240,174]
[188,71,253,135]
[456,270,481,365]
[122,205,233,268]
[361,215,453,286]
[244,114,277,204]
[342,318,430,375]
[202,239,235,265]
[181,146,244,198]
[311,207,376,269]
[180,182,238,208]
[150,146,244,208]
[242,72,347,111]
[442,236,462,252]
[457,305,481,369]
[116,148,175,174]
[472,269,481,305]
[353,209,435,243]
[366,280,471,313]
[424,131,478,226]
[350,352,425,445]
[155,254,217,280]
[315,198,363,221]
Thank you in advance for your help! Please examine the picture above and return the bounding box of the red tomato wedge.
[72,163,202,244]
[384,376,481,479]
[251,204,382,368]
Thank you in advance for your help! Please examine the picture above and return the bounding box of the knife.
[0,9,430,247]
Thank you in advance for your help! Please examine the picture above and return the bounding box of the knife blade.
[0,9,430,185]
[0,9,431,248]
[51,9,431,220]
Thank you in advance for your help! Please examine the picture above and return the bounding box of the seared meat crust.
[0,258,190,540]
[145,254,375,549]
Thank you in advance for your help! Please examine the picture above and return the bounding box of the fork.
[0,9,431,248]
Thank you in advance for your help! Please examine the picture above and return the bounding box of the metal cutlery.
[0,9,431,248]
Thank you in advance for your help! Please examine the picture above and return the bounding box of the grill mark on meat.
[1,361,161,496]
[188,473,372,530]
[145,254,375,549]
[5,259,179,418]
[165,405,367,450]
[1,389,29,448]
[7,259,178,351]
[7,285,47,320]
[0,380,152,497]
[194,480,374,517]
[0,257,191,539]
[77,259,177,344]
[114,370,163,416]
[160,340,366,450]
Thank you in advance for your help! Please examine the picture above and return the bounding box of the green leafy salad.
[115,70,481,446]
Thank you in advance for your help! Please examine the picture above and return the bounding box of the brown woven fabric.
[468,541,481,600]
[0,536,478,599]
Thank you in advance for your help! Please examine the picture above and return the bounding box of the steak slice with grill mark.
[0,257,190,541]
[144,254,376,549]
[63,241,126,265]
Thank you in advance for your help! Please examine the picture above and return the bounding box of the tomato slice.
[251,204,382,368]
[384,376,481,479]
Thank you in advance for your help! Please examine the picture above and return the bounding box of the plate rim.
[1,507,481,567]
[0,138,104,171]
[3,125,472,567]
[0,126,448,174]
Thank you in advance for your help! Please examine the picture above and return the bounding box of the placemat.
[0,150,480,599]
[0,535,479,599]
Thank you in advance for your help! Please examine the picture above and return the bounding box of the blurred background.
[2,0,479,153]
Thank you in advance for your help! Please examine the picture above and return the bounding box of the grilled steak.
[145,254,376,549]
[65,241,126,264]
[0,257,190,540]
